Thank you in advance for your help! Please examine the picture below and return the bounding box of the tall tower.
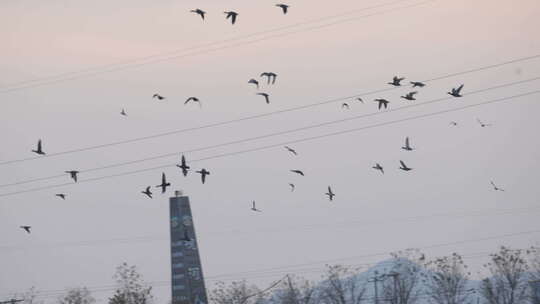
[169,191,208,304]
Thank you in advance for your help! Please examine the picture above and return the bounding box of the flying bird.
[401,91,418,101]
[289,183,295,192]
[477,118,492,127]
[284,146,298,155]
[65,170,79,182]
[342,103,350,109]
[196,168,210,184]
[191,9,206,20]
[401,137,414,151]
[290,170,305,176]
[55,194,66,200]
[372,163,384,174]
[20,226,31,234]
[325,186,335,201]
[410,81,426,88]
[374,99,390,110]
[185,97,202,107]
[152,93,165,100]
[141,186,153,198]
[224,11,238,24]
[256,93,270,104]
[450,121,458,126]
[388,76,405,86]
[31,139,46,155]
[155,173,171,194]
[248,78,259,89]
[251,201,262,212]
[399,160,413,171]
[356,97,364,103]
[276,4,289,14]
[490,181,505,192]
[176,155,190,177]
[448,84,464,97]
[120,109,127,116]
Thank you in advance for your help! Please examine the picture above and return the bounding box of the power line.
[0,89,538,198]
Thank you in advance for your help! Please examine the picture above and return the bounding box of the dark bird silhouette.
[401,137,414,151]
[32,139,46,155]
[372,163,384,174]
[325,186,335,201]
[289,183,295,192]
[401,91,418,101]
[388,76,405,86]
[251,201,262,212]
[490,181,505,192]
[65,170,79,182]
[141,186,153,198]
[399,160,413,171]
[356,97,364,103]
[450,121,458,126]
[248,78,259,89]
[152,93,165,100]
[20,226,31,234]
[276,4,289,14]
[374,99,390,110]
[191,9,206,20]
[260,72,277,84]
[176,155,190,177]
[284,146,297,155]
[477,118,492,127]
[196,168,210,184]
[448,84,464,97]
[224,11,238,24]
[410,81,426,88]
[342,103,350,109]
[55,193,66,200]
[155,173,171,194]
[185,97,202,107]
[256,93,270,104]
[290,170,304,176]
[120,109,127,116]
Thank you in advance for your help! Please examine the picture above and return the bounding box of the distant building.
[170,191,208,304]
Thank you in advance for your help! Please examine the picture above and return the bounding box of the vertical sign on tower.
[170,192,208,304]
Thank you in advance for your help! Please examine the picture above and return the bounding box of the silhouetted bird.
[325,186,335,201]
[399,160,413,171]
[248,78,259,89]
[289,183,295,192]
[191,9,206,20]
[142,186,153,198]
[285,146,298,155]
[410,81,426,88]
[55,194,66,200]
[490,181,505,192]
[388,76,405,86]
[120,109,127,116]
[372,163,384,174]
[20,226,31,234]
[401,137,414,151]
[477,118,492,127]
[65,170,79,182]
[448,84,464,97]
[176,155,190,177]
[251,201,262,212]
[185,97,201,107]
[374,99,390,110]
[196,168,210,184]
[32,139,46,155]
[342,103,350,109]
[450,121,458,126]
[224,11,238,24]
[356,97,364,103]
[153,93,165,100]
[276,4,289,14]
[155,173,171,193]
[290,170,304,176]
[256,93,270,104]
[260,72,277,84]
[401,91,418,101]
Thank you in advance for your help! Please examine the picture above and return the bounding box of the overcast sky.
[1,0,540,303]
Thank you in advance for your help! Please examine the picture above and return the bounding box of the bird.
[152,93,165,100]
[356,97,364,103]
[401,137,414,151]
[450,121,458,126]
[399,160,413,171]
[196,168,210,184]
[490,181,505,192]
[155,173,171,194]
[374,99,390,110]
[448,84,464,97]
[120,109,127,116]
[176,155,190,177]
[325,186,335,201]
[477,118,492,127]
[276,4,289,14]
[224,11,238,24]
[290,170,304,176]
[141,186,153,198]
[410,81,426,88]
[248,78,259,89]
[372,163,384,174]
[256,93,270,104]
[342,103,350,109]
[20,226,31,234]
[284,146,298,155]
[55,193,66,200]
[388,76,405,86]
[251,201,262,212]
[401,91,418,101]
[31,139,46,155]
[289,183,295,192]
[260,72,277,84]
[185,97,202,107]
[191,9,206,20]
[65,170,79,182]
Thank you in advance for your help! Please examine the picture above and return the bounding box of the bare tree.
[108,263,153,304]
[58,287,95,304]
[423,253,473,304]
[209,280,265,304]
[17,287,42,304]
[381,249,426,304]
[527,247,540,304]
[480,246,529,304]
[269,275,319,304]
[319,264,367,304]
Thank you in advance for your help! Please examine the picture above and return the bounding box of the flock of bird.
[190,4,290,25]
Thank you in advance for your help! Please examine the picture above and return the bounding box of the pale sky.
[1,0,540,303]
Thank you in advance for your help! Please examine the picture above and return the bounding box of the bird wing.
[405,137,410,147]
[37,140,42,150]
[456,84,464,93]
[162,173,166,184]
[400,160,406,167]
[231,14,237,24]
